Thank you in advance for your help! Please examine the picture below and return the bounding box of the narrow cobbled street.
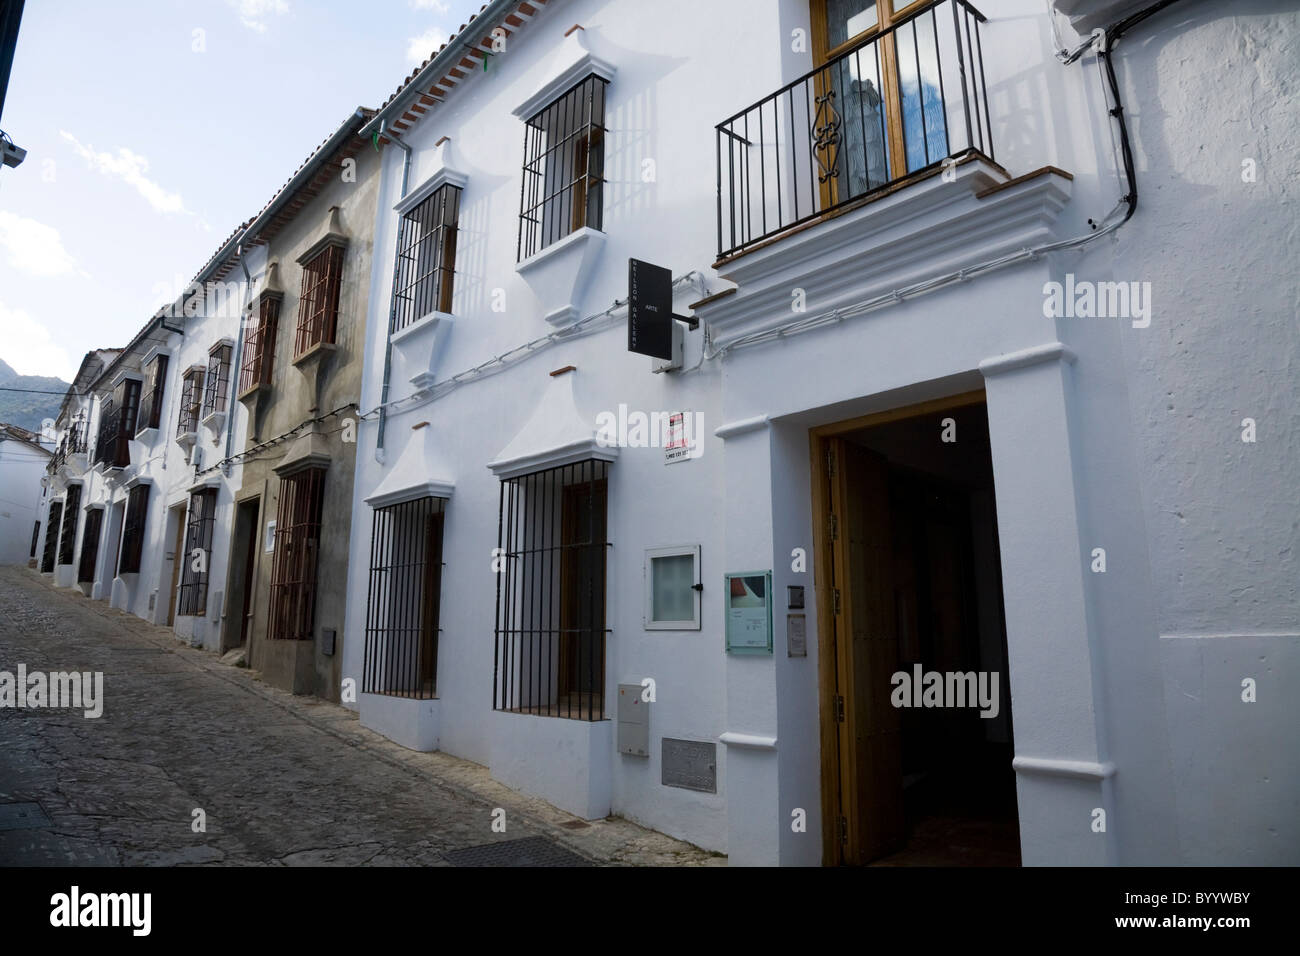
[0,566,721,866]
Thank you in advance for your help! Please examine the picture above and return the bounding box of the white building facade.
[40,239,258,651]
[0,424,51,565]
[341,0,1298,867]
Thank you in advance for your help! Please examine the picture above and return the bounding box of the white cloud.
[0,211,87,279]
[60,131,190,216]
[226,0,289,33]
[0,301,77,381]
[407,27,447,65]
[409,0,450,12]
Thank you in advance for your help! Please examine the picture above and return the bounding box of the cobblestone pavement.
[0,566,724,867]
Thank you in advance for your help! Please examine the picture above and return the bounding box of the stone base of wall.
[259,638,315,695]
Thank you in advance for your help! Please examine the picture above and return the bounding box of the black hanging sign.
[628,258,674,360]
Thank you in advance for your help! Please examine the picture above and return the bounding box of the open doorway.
[813,392,1019,866]
[222,496,261,654]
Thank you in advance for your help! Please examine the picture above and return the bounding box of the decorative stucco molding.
[510,25,615,122]
[487,368,617,479]
[697,158,1072,350]
[365,425,455,508]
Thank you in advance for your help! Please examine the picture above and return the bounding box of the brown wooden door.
[419,510,444,694]
[559,478,607,712]
[238,502,260,645]
[165,508,186,626]
[827,439,904,864]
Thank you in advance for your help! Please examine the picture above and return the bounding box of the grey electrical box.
[617,683,649,757]
[662,738,717,793]
[320,629,336,657]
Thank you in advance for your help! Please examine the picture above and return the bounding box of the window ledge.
[391,311,454,396]
[515,226,606,326]
[201,410,226,434]
[134,426,159,444]
[176,430,198,449]
[292,341,338,368]
[238,382,269,404]
[697,157,1073,351]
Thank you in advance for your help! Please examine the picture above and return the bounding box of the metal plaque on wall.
[661,737,717,793]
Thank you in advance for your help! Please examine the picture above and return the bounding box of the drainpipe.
[375,117,412,463]
[223,242,254,477]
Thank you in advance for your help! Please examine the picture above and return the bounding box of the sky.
[0,0,487,382]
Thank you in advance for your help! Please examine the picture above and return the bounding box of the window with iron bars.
[177,488,218,616]
[494,459,609,721]
[41,502,62,573]
[95,378,140,468]
[267,467,326,641]
[58,484,81,566]
[30,521,41,559]
[239,295,281,395]
[78,507,104,584]
[177,368,204,438]
[136,353,169,435]
[295,244,345,356]
[201,344,232,419]
[363,496,445,699]
[119,484,150,574]
[393,184,460,334]
[518,75,607,261]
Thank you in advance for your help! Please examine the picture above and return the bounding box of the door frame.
[809,388,984,864]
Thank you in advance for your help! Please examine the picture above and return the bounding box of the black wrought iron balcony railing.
[715,0,993,260]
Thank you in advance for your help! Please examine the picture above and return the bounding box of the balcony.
[715,0,993,261]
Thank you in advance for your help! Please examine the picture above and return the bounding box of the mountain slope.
[0,359,71,432]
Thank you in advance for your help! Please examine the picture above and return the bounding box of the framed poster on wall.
[725,570,773,655]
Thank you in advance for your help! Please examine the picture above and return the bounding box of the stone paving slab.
[0,565,725,867]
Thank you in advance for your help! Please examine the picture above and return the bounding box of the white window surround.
[509,26,615,124]
[487,368,617,480]
[394,165,468,218]
[644,545,702,630]
[510,27,615,327]
[365,425,455,509]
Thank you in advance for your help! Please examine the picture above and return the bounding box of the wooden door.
[165,508,186,626]
[238,501,260,645]
[826,438,904,864]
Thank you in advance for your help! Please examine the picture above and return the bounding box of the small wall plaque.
[724,570,773,655]
[661,738,717,793]
[787,613,807,657]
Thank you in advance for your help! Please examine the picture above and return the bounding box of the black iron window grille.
[295,244,345,356]
[268,467,326,641]
[137,353,169,435]
[95,379,140,468]
[30,520,40,559]
[178,488,218,617]
[58,484,81,566]
[715,0,991,258]
[201,344,232,419]
[393,184,460,334]
[119,484,150,575]
[239,295,281,395]
[363,495,446,699]
[517,74,607,261]
[78,507,103,584]
[177,368,203,438]
[41,502,62,573]
[493,459,610,721]
[92,399,114,466]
